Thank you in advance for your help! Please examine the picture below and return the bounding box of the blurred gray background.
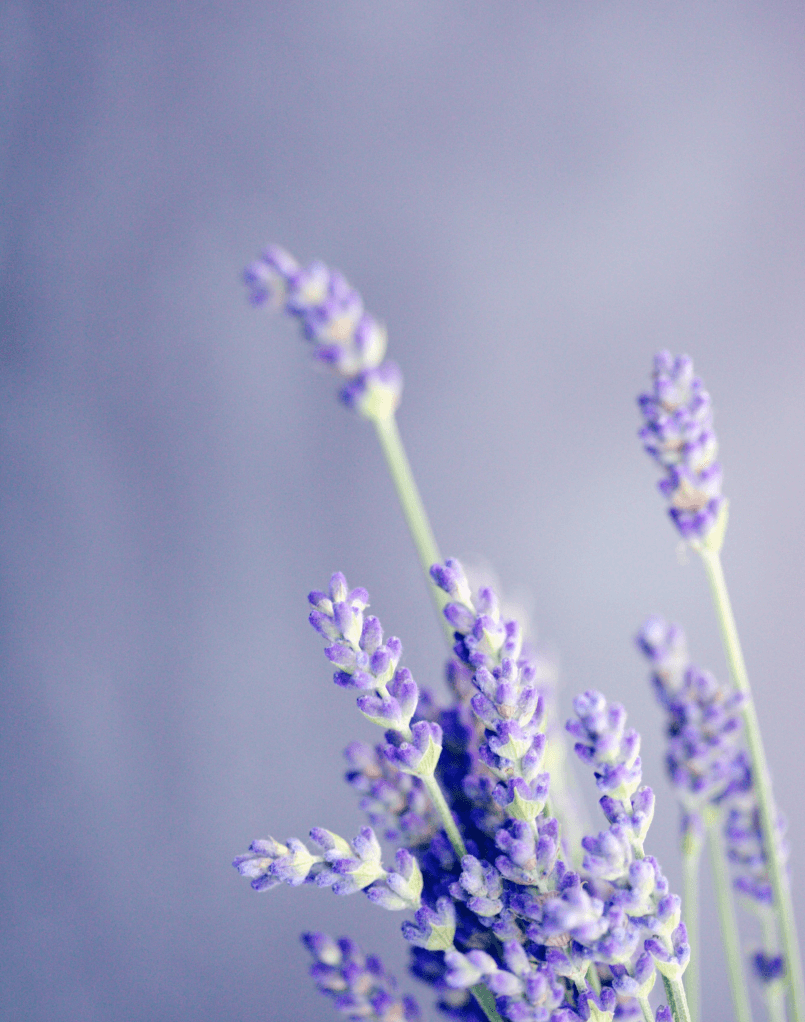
[2,2,804,1020]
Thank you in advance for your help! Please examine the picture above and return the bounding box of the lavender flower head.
[303,932,422,1022]
[637,351,724,541]
[244,244,402,418]
[636,616,745,837]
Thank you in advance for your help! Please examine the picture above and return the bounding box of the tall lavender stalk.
[638,352,805,1022]
[244,246,450,639]
[636,617,753,1022]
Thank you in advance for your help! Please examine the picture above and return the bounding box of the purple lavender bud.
[494,775,550,822]
[430,558,473,604]
[387,668,418,718]
[582,825,634,882]
[645,922,690,980]
[269,836,321,886]
[360,615,384,655]
[243,245,300,307]
[539,880,608,945]
[443,949,498,989]
[341,361,403,420]
[444,601,477,634]
[578,985,617,1021]
[325,642,364,673]
[309,608,341,641]
[232,836,315,892]
[753,951,786,984]
[569,691,643,807]
[366,849,423,911]
[401,897,457,951]
[655,1008,672,1022]
[637,351,725,541]
[610,952,656,1000]
[357,693,407,731]
[451,856,504,918]
[383,720,443,776]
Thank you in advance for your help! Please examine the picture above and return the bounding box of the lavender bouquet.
[232,247,803,1022]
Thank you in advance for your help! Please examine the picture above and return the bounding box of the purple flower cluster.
[637,617,788,986]
[244,245,402,417]
[233,825,423,910]
[566,691,690,987]
[344,741,440,847]
[235,562,692,1022]
[308,571,444,775]
[302,931,422,1022]
[430,559,551,830]
[636,616,745,839]
[637,351,724,540]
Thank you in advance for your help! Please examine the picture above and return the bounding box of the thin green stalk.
[699,544,805,1022]
[372,413,451,639]
[637,993,655,1022]
[472,982,505,1022]
[706,814,754,1022]
[662,974,692,1022]
[420,770,467,861]
[682,837,702,1022]
[761,911,788,1022]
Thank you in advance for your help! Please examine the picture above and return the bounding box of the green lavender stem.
[761,911,788,1022]
[637,993,655,1022]
[419,769,467,860]
[372,413,451,638]
[472,983,505,1022]
[699,543,805,1022]
[706,812,754,1022]
[682,836,702,1022]
[663,974,692,1022]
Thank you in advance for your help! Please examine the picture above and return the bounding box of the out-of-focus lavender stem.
[700,544,805,1022]
[706,814,754,1022]
[681,839,701,1022]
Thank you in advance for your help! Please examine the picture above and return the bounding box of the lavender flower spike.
[309,572,420,740]
[637,351,725,542]
[244,244,402,418]
[302,932,422,1022]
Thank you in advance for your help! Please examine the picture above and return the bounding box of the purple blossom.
[312,825,388,895]
[567,692,643,809]
[449,855,504,919]
[302,932,422,1022]
[645,921,690,980]
[343,741,438,846]
[637,351,724,540]
[443,948,498,989]
[752,951,786,985]
[638,617,788,985]
[724,790,788,906]
[232,836,323,890]
[430,558,552,820]
[637,617,746,828]
[310,572,428,750]
[401,896,457,951]
[244,245,403,415]
[568,691,688,986]
[383,720,444,776]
